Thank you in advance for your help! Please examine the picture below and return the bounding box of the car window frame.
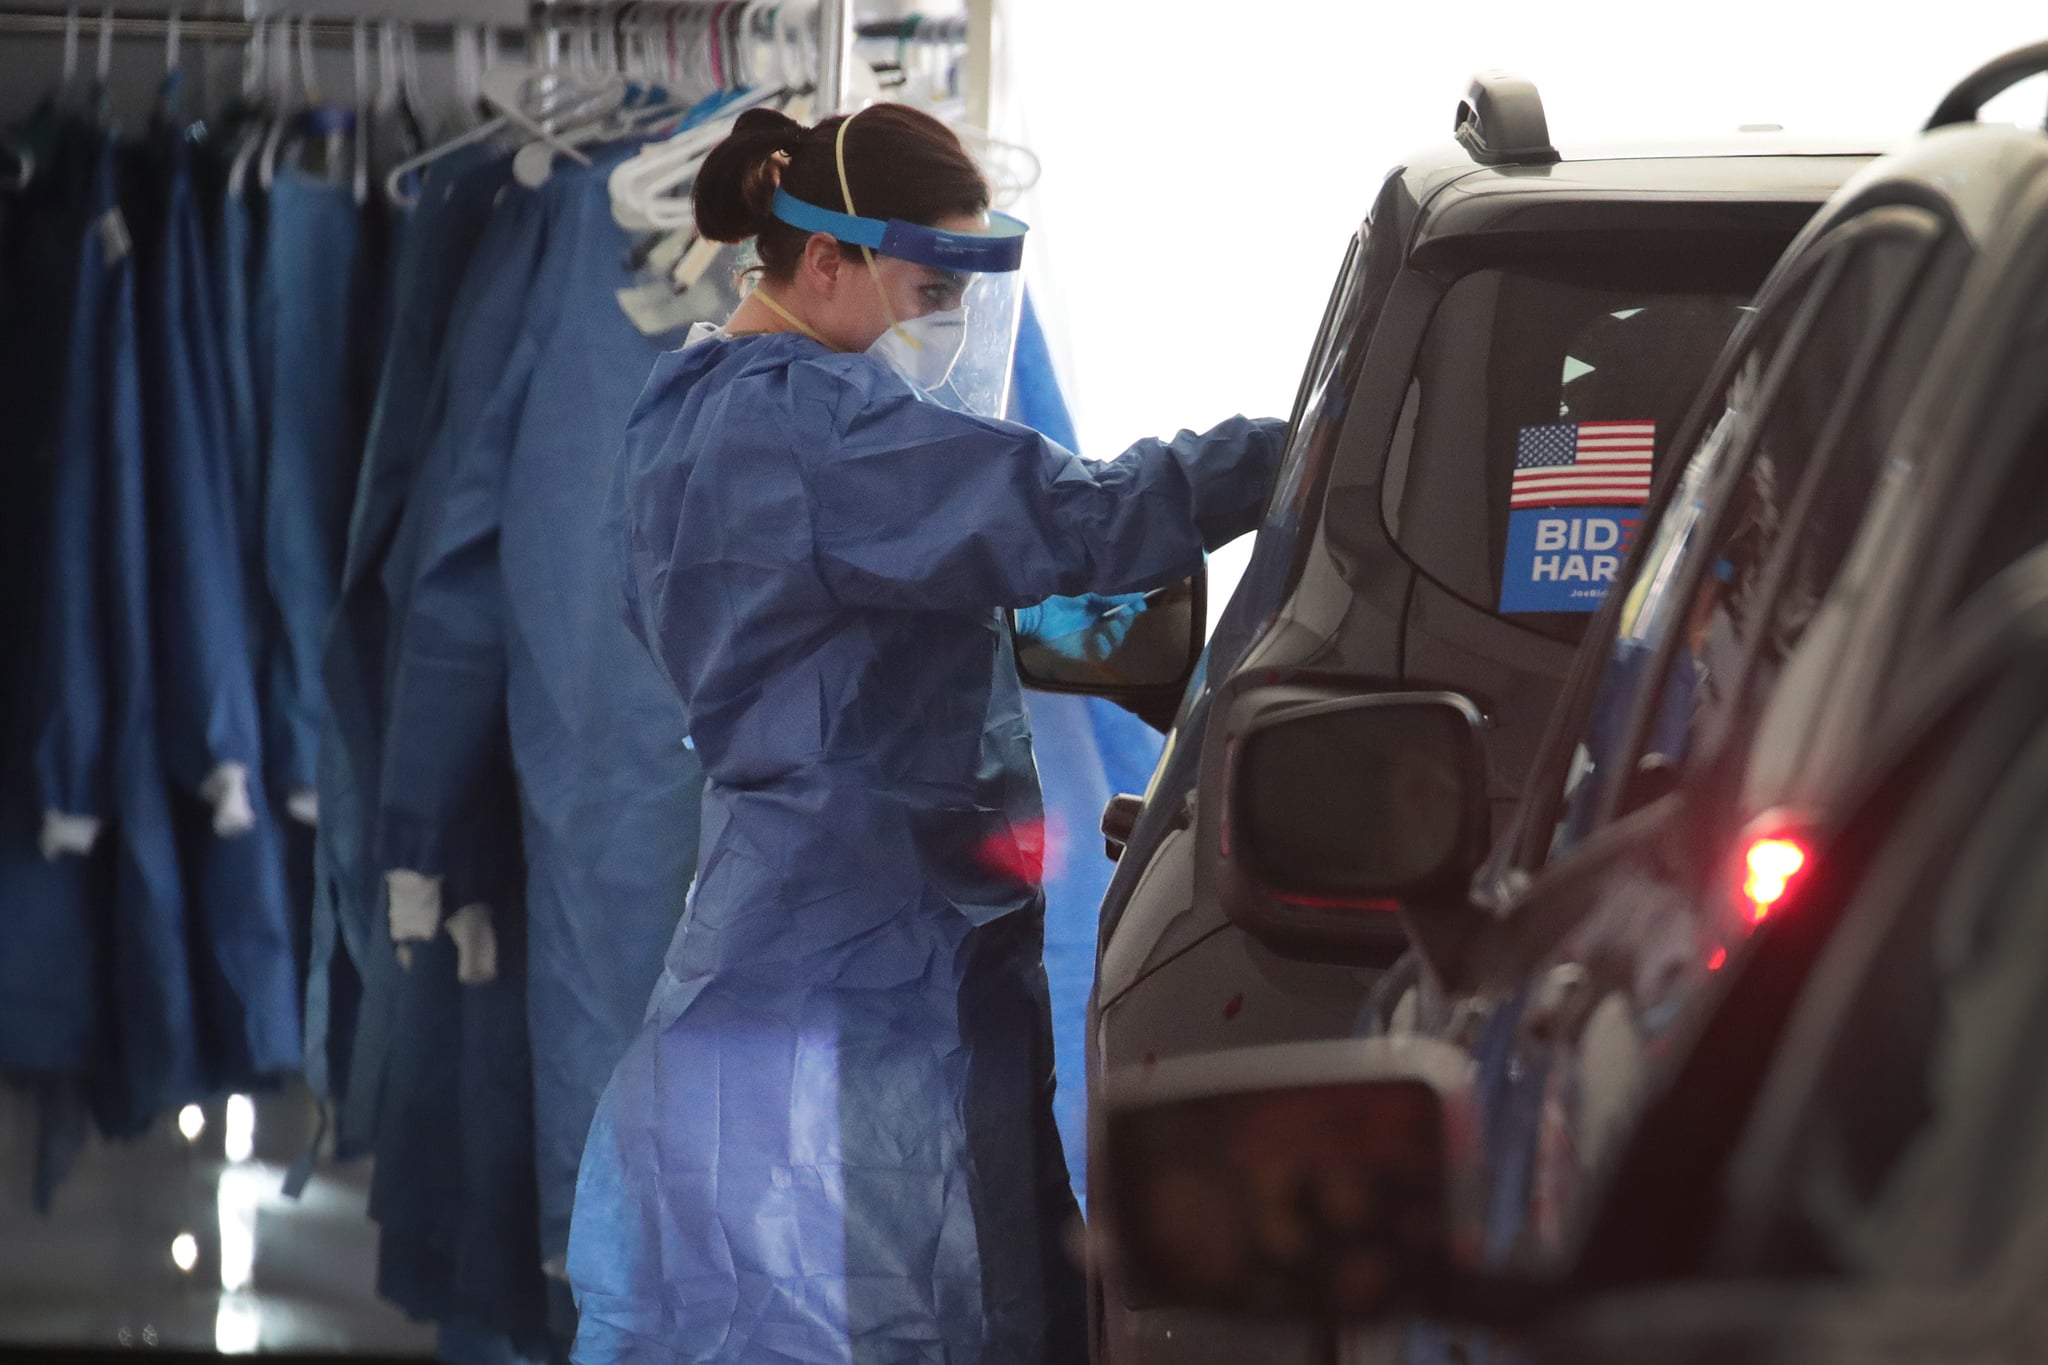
[1613,207,1949,813]
[1714,589,2048,1268]
[1374,236,1795,648]
[1492,204,1942,877]
[1262,232,1365,524]
[1513,243,1848,856]
[1891,175,2048,644]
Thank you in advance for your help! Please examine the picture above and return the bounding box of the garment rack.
[0,3,923,116]
[531,0,855,108]
[0,8,521,46]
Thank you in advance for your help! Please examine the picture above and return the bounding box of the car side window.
[1739,240,1965,718]
[1624,226,1935,798]
[1942,267,2048,608]
[1546,216,1938,854]
[1545,282,1817,855]
[1264,234,1366,530]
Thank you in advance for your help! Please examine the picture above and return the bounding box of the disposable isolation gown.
[258,164,369,818]
[0,105,100,1083]
[309,144,508,1154]
[131,110,301,1089]
[568,332,1283,1364]
[375,146,712,1289]
[357,163,557,1357]
[56,138,207,1132]
[207,167,266,633]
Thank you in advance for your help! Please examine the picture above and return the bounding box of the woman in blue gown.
[567,103,1286,1365]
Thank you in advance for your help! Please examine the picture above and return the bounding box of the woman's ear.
[801,233,847,295]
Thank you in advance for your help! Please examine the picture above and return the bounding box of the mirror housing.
[1201,680,1491,964]
[1100,1037,1481,1320]
[1100,792,1144,861]
[1011,571,1206,732]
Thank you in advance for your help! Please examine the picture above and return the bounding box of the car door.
[1724,719,2048,1293]
[1400,198,1960,1279]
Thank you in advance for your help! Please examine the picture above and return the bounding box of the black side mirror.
[1012,571,1206,732]
[1100,1038,1481,1320]
[1100,792,1144,861]
[1201,683,1491,963]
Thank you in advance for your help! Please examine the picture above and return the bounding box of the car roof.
[1370,139,1883,265]
[1804,121,2048,247]
[1371,122,2048,284]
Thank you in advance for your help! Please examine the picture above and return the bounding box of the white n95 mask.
[868,307,969,395]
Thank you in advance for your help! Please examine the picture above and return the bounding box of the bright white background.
[992,1,2048,618]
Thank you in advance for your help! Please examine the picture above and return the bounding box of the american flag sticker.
[1499,421,1657,615]
[1511,421,1656,510]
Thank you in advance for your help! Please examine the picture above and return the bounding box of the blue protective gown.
[209,173,267,635]
[567,332,1282,1364]
[71,137,207,1133]
[375,148,712,1281]
[0,105,101,1082]
[258,166,367,813]
[131,114,301,1091]
[309,145,509,1155]
[354,163,556,1355]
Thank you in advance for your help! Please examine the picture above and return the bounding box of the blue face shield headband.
[770,188,1029,273]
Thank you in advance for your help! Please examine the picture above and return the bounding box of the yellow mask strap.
[750,288,831,347]
[834,109,923,352]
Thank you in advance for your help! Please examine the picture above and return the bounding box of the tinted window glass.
[1744,244,1964,709]
[1266,234,1367,532]
[1631,232,1929,786]
[1946,286,2048,606]
[1547,272,1821,853]
[1386,254,1759,647]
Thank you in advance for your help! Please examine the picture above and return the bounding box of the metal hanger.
[398,22,431,145]
[382,19,511,205]
[351,19,370,204]
[227,14,271,198]
[255,15,298,191]
[260,15,333,191]
[91,4,114,121]
[61,6,80,89]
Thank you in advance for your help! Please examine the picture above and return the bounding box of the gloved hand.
[1015,592,1151,662]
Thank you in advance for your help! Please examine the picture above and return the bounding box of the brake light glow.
[1740,837,1807,924]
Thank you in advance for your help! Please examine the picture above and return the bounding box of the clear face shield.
[881,266,1024,418]
[771,185,1029,419]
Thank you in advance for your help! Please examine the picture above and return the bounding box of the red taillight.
[1740,835,1808,925]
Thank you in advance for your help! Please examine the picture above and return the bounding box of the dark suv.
[1121,38,2048,1365]
[1016,72,1874,1365]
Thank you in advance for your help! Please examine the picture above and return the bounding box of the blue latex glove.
[1015,592,1152,662]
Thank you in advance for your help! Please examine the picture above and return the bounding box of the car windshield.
[1383,250,1768,646]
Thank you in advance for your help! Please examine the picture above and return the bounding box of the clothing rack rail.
[530,0,856,108]
[0,8,519,46]
[855,15,966,44]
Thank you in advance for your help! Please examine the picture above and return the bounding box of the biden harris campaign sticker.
[1499,420,1654,614]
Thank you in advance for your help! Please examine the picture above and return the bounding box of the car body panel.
[1403,124,2048,1304]
[1089,133,1879,1362]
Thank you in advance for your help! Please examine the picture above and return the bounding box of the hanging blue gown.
[133,105,301,1091]
[375,147,714,1287]
[359,161,557,1358]
[567,331,1282,1364]
[72,137,207,1133]
[0,104,101,1089]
